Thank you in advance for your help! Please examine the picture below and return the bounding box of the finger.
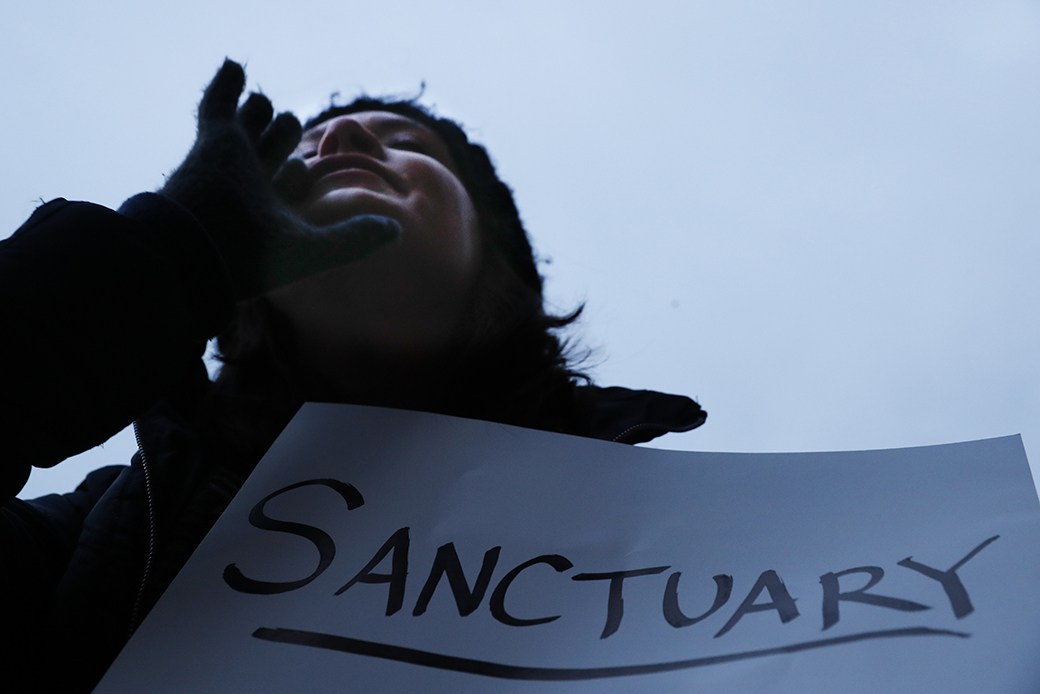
[198,59,246,123]
[272,159,309,203]
[258,112,303,174]
[237,92,274,143]
[263,215,402,292]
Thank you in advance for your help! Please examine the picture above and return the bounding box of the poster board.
[94,404,1040,692]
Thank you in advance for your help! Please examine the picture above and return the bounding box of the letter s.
[224,478,364,595]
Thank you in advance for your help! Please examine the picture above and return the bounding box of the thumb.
[260,214,402,294]
[272,159,310,203]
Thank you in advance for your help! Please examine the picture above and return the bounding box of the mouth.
[308,155,405,194]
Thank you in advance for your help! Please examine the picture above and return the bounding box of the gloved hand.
[161,59,399,300]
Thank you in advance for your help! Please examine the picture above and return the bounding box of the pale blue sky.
[5,0,1040,497]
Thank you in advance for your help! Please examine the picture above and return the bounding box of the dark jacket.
[0,195,705,692]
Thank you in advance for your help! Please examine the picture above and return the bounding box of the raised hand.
[161,59,399,299]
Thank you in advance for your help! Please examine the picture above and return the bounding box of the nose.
[317,117,385,158]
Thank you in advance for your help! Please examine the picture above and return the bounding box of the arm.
[0,60,398,501]
[0,193,233,501]
[0,195,233,661]
[0,63,400,685]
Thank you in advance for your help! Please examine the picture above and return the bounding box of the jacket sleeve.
[0,193,235,502]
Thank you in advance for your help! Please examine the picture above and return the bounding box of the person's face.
[289,111,479,263]
[267,111,483,360]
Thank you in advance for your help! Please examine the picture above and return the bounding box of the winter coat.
[0,195,706,692]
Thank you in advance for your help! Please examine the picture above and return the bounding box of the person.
[0,60,705,692]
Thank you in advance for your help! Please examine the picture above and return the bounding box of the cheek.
[410,174,482,280]
[450,186,481,273]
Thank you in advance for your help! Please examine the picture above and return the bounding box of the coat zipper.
[611,421,704,444]
[612,422,667,443]
[127,420,158,638]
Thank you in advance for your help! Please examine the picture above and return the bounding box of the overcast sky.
[5,0,1040,498]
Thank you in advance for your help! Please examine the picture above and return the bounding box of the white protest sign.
[95,404,1040,693]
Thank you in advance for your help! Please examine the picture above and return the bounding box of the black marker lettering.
[223,479,364,595]
[715,569,799,637]
[335,527,410,616]
[490,555,574,627]
[663,572,734,628]
[255,625,972,679]
[819,566,930,630]
[413,543,502,617]
[572,566,670,639]
[897,535,999,619]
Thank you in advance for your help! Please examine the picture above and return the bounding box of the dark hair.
[201,97,589,472]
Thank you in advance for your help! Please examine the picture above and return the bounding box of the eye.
[387,137,429,155]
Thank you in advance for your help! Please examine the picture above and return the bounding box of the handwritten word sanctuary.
[224,478,994,680]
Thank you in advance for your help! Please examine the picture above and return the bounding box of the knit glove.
[161,59,399,300]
